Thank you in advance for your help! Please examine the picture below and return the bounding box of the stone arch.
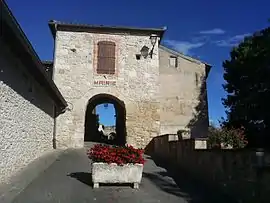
[84,93,127,145]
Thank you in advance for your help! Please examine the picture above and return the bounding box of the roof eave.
[2,0,67,110]
[48,21,57,39]
[48,20,166,40]
[42,60,54,66]
[205,64,212,79]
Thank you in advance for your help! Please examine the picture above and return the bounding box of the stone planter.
[92,162,143,189]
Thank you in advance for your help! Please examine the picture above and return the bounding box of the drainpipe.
[53,105,57,149]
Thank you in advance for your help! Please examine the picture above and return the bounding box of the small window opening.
[135,54,141,60]
[169,56,177,67]
[195,73,199,86]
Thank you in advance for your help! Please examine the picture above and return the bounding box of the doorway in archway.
[84,94,126,146]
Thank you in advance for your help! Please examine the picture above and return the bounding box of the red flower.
[87,144,145,166]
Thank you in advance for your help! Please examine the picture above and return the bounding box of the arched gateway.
[51,22,210,150]
[84,94,126,145]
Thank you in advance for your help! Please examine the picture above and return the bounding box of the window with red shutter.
[97,41,116,74]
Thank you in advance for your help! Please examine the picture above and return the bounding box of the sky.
[5,0,270,126]
[96,104,116,126]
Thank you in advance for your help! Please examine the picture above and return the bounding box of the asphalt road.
[9,147,236,203]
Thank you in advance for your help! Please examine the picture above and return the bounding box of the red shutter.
[97,41,116,74]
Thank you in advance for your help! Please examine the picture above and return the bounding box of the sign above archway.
[93,80,117,86]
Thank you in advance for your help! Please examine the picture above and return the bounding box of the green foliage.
[208,125,248,149]
[222,26,270,147]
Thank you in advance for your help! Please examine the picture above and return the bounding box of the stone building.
[50,21,165,149]
[159,45,211,138]
[50,21,211,149]
[0,1,67,184]
[0,0,211,184]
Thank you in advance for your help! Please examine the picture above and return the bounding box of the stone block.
[168,134,178,141]
[194,139,207,149]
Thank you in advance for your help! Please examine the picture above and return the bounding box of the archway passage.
[84,94,127,146]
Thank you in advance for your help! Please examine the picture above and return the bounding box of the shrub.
[87,144,145,165]
[208,126,248,149]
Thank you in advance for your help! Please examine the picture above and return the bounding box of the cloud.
[164,40,205,55]
[199,28,225,35]
[191,35,211,43]
[214,33,251,47]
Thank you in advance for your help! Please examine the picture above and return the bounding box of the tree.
[222,27,270,148]
[207,125,248,149]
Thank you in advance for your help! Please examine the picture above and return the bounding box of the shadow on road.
[145,156,238,203]
[67,172,133,188]
[143,171,192,200]
[68,172,93,187]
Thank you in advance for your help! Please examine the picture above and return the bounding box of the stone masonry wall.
[158,47,209,138]
[0,39,55,184]
[53,31,160,149]
[150,135,270,202]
